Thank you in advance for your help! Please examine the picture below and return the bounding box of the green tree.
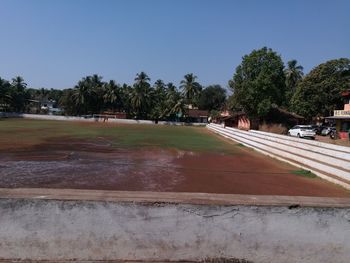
[59,88,76,115]
[198,85,226,111]
[284,60,304,106]
[228,47,286,128]
[134,71,150,86]
[10,76,29,112]
[120,83,132,116]
[0,77,12,111]
[150,79,167,120]
[171,98,185,120]
[72,76,100,115]
[291,58,350,119]
[180,73,202,106]
[131,72,152,119]
[162,83,182,120]
[103,80,121,111]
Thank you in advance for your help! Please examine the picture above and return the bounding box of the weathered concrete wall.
[0,189,350,263]
[0,112,206,126]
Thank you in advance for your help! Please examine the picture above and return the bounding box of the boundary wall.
[0,188,350,263]
[0,112,206,126]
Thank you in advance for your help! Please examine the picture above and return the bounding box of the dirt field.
[0,118,349,197]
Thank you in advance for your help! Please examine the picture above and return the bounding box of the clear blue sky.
[0,0,349,89]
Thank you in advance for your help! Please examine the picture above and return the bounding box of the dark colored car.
[321,126,336,136]
[310,125,324,135]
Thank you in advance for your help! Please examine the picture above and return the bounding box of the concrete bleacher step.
[207,124,350,190]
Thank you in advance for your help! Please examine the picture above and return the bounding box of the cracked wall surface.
[0,199,349,263]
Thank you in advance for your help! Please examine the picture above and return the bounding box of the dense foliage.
[290,58,350,119]
[228,47,286,125]
[198,85,226,112]
[0,72,226,120]
[1,47,348,123]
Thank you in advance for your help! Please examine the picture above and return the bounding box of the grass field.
[0,118,238,153]
[0,118,349,197]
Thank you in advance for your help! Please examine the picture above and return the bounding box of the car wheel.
[297,133,301,138]
[287,132,291,136]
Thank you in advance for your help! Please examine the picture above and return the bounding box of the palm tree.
[103,80,120,111]
[171,98,185,121]
[131,86,152,119]
[10,76,28,112]
[154,79,165,91]
[180,73,201,106]
[284,59,304,92]
[11,76,27,91]
[0,78,12,111]
[134,72,150,87]
[166,82,176,94]
[131,72,152,119]
[149,79,168,121]
[120,83,132,114]
[73,77,96,115]
[162,83,186,121]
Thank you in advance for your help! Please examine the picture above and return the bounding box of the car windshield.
[299,126,313,130]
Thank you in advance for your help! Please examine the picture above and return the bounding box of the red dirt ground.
[0,137,349,197]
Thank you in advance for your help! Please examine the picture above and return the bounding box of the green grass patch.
[0,119,239,154]
[290,169,317,178]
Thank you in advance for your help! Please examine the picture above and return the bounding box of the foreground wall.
[0,189,350,263]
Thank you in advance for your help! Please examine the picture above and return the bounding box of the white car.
[288,125,316,139]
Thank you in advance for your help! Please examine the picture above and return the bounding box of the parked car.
[287,125,316,139]
[321,126,336,136]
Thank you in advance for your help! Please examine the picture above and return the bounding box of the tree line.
[228,47,350,125]
[0,73,226,121]
[1,47,349,122]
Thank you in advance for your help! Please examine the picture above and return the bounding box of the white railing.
[0,112,206,126]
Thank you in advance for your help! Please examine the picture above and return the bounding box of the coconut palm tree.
[91,74,103,86]
[166,82,176,94]
[149,79,168,121]
[120,83,132,115]
[154,79,165,94]
[131,86,152,119]
[284,60,304,105]
[103,80,120,111]
[131,72,152,119]
[10,76,28,112]
[11,76,27,91]
[134,72,150,87]
[171,98,185,121]
[180,73,202,106]
[163,83,179,118]
[0,77,12,111]
[73,77,96,115]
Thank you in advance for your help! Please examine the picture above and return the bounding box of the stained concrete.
[0,189,350,263]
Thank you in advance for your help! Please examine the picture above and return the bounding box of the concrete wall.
[0,189,350,263]
[207,124,350,190]
[0,112,206,126]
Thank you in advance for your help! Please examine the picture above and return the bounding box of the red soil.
[0,138,349,197]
